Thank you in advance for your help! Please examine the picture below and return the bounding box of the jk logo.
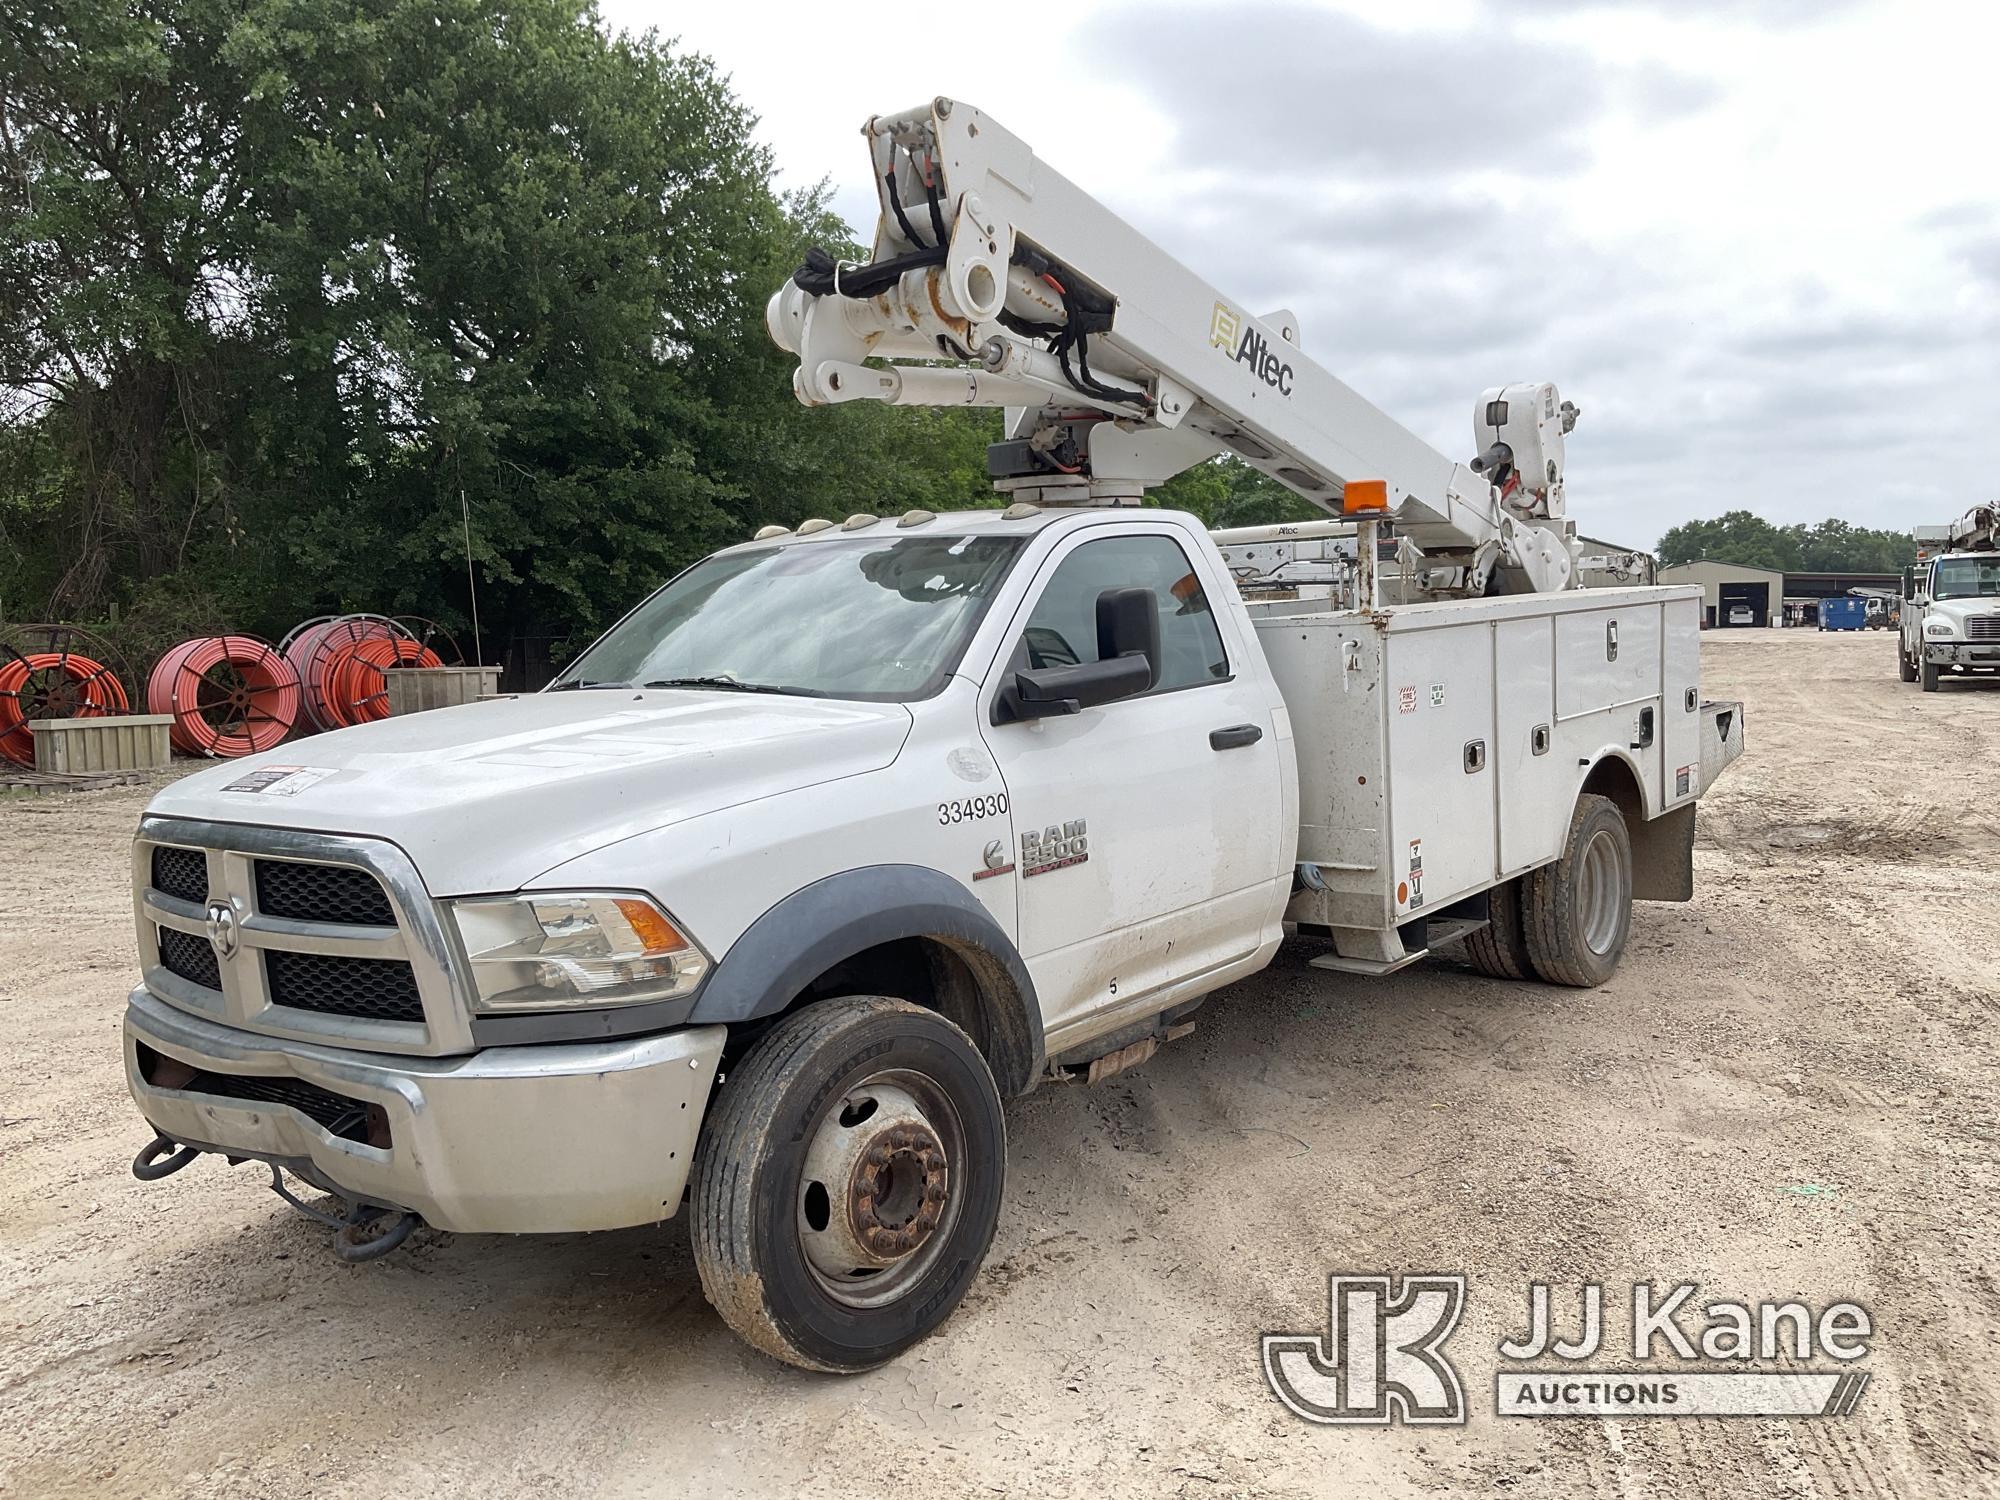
[1263,1274,1467,1425]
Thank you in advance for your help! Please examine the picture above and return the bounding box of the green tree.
[1657,511,1913,573]
[1152,455,1322,529]
[1,0,997,676]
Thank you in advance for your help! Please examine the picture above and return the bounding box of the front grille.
[265,948,424,1023]
[138,1045,375,1142]
[255,859,395,927]
[152,847,208,905]
[1967,614,1999,641]
[157,925,221,991]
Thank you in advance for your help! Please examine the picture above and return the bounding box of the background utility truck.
[1900,505,2000,690]
[121,98,1744,1372]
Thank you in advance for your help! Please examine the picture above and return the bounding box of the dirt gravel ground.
[2,628,1996,1499]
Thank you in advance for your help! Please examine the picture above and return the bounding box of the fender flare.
[1575,746,1657,821]
[688,864,1044,1096]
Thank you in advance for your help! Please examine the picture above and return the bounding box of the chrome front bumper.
[124,986,724,1233]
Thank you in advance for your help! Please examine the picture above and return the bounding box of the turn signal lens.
[614,897,686,956]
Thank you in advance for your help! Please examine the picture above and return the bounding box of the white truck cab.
[120,98,1747,1372]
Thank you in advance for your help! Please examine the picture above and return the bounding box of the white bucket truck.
[1899,506,2000,689]
[121,99,1742,1370]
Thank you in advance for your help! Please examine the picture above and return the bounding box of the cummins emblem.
[204,899,240,961]
[1210,301,1294,396]
[972,838,1016,882]
[1021,820,1088,878]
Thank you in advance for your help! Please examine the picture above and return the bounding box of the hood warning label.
[221,765,335,797]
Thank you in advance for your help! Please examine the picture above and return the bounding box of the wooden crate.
[29,714,175,774]
[383,667,502,716]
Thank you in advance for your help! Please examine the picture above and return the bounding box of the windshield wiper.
[642,676,795,695]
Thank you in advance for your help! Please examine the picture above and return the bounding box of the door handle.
[1631,706,1654,750]
[1209,724,1264,750]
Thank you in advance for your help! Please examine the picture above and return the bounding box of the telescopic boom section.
[1946,505,1998,552]
[765,98,1582,596]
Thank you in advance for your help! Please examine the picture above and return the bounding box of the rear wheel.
[1461,877,1534,981]
[1523,794,1632,988]
[691,996,1005,1373]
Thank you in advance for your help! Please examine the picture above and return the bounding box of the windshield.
[1933,557,2000,600]
[550,534,1023,701]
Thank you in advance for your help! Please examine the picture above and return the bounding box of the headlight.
[1925,621,1955,637]
[448,891,708,1013]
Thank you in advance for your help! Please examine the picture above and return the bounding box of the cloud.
[1508,0,1864,21]
[1055,1,1996,545]
[1076,3,1713,179]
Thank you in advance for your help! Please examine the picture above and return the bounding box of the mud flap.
[1632,801,1695,902]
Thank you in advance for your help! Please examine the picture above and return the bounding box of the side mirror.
[1011,654,1153,718]
[997,586,1162,722]
[1094,587,1161,687]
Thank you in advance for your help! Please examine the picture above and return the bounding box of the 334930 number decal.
[938,793,1009,825]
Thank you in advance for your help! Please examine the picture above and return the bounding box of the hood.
[146,689,913,894]
[1927,597,1999,627]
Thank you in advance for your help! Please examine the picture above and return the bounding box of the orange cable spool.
[146,636,302,757]
[320,637,442,726]
[0,652,129,766]
[282,615,402,731]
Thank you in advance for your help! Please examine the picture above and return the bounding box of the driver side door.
[978,526,1284,1050]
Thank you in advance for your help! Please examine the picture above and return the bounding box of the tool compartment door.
[1661,594,1701,807]
[1384,623,1496,918]
[1495,614,1566,875]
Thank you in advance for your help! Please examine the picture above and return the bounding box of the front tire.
[1523,793,1632,988]
[1898,642,1917,682]
[1921,656,1940,692]
[691,996,1005,1373]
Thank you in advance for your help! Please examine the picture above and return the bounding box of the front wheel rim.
[1575,827,1630,956]
[798,1069,966,1309]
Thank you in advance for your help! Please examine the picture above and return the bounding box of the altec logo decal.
[1210,302,1294,396]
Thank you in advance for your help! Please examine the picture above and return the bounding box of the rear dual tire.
[1462,877,1534,981]
[1522,794,1632,988]
[1462,795,1632,989]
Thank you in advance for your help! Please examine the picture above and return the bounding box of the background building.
[1657,560,1785,627]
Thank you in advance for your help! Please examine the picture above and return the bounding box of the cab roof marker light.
[842,513,880,530]
[795,518,834,535]
[752,524,790,540]
[897,509,936,528]
[1342,479,1390,515]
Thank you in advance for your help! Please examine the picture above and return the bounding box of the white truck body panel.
[1253,585,1708,942]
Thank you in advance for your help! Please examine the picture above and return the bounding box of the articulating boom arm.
[765,97,1581,596]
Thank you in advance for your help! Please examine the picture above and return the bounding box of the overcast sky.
[605,0,1996,549]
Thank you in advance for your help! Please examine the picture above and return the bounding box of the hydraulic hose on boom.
[766,97,1583,599]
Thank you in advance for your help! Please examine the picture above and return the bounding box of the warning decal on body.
[1676,764,1693,797]
[1407,838,1424,909]
[221,765,335,797]
[1398,685,1418,715]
